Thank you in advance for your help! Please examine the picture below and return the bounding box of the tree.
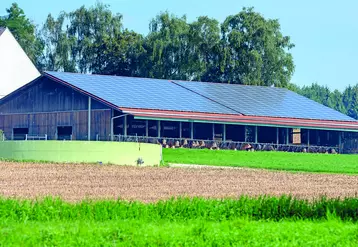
[40,2,140,74]
[141,12,191,80]
[40,13,76,72]
[220,7,294,86]
[188,16,222,82]
[0,3,43,68]
[345,84,358,119]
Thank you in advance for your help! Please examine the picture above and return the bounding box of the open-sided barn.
[0,71,358,153]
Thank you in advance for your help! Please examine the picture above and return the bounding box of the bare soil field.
[0,162,357,202]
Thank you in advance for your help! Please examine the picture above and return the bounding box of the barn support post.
[286,128,289,144]
[276,127,279,145]
[157,120,161,138]
[145,120,149,137]
[88,97,91,141]
[254,126,258,143]
[244,126,248,142]
[307,129,310,146]
[123,115,127,137]
[212,123,215,140]
[190,122,194,139]
[110,109,114,141]
[179,122,182,139]
[338,132,342,153]
[223,124,226,142]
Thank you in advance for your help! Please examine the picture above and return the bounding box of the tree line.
[1,3,357,119]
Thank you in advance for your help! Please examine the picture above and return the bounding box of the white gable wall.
[0,28,40,98]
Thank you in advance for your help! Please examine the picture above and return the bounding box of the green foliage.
[163,149,358,174]
[0,3,43,68]
[1,218,357,246]
[292,83,358,119]
[36,4,294,87]
[0,196,357,222]
[221,7,294,86]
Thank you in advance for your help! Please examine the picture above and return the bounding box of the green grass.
[163,149,358,174]
[1,218,357,246]
[0,197,357,246]
[1,196,357,222]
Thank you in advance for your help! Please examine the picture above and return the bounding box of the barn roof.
[44,71,356,123]
[173,80,355,121]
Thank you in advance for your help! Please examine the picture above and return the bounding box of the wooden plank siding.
[0,77,109,114]
[0,77,112,140]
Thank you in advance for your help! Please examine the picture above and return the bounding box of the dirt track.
[0,162,357,202]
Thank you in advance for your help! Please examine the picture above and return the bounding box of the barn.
[0,71,358,153]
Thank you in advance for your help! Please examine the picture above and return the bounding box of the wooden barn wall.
[0,77,109,114]
[0,110,111,140]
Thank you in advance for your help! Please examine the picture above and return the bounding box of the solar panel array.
[45,71,356,122]
[45,72,236,115]
[174,80,355,121]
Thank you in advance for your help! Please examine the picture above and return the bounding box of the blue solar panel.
[45,71,356,122]
[173,80,356,121]
[45,72,236,115]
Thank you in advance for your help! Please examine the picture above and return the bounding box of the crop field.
[0,162,357,201]
[164,148,358,174]
[0,149,357,246]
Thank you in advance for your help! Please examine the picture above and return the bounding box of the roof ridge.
[45,71,287,91]
[169,80,245,116]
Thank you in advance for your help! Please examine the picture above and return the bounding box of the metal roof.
[173,80,355,121]
[44,71,357,123]
[45,71,237,115]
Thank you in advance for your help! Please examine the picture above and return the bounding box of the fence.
[111,135,340,154]
[25,134,48,141]
[0,131,342,154]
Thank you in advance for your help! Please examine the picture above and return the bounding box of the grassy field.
[1,218,357,246]
[0,197,357,246]
[163,149,358,174]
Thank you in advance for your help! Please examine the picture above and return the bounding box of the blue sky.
[1,0,358,91]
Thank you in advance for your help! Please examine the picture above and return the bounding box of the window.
[57,126,72,140]
[13,128,28,140]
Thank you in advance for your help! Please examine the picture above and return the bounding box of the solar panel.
[45,71,356,122]
[173,80,356,121]
[45,72,236,115]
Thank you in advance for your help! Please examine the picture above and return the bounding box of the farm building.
[0,27,40,98]
[0,71,358,153]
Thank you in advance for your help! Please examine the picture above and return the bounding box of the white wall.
[0,28,40,98]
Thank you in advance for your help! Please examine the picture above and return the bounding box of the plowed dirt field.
[0,162,357,202]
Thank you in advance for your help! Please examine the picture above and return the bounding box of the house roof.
[0,27,6,36]
[44,71,356,123]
